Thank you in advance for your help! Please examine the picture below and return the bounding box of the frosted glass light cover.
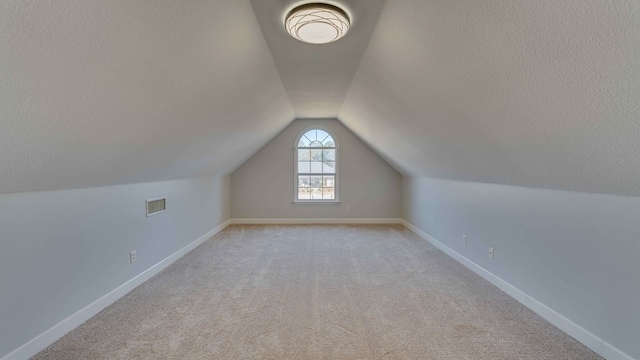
[285,3,350,44]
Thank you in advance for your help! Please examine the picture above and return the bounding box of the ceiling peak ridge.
[249,0,387,118]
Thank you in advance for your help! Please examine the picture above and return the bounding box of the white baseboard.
[231,218,402,225]
[1,219,232,360]
[401,220,635,360]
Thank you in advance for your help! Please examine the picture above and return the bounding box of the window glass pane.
[316,129,329,143]
[304,130,317,142]
[323,161,335,174]
[322,149,335,161]
[322,188,335,199]
[310,188,322,199]
[298,176,310,187]
[322,136,335,147]
[310,149,322,160]
[298,137,310,147]
[310,140,322,147]
[298,188,311,199]
[310,161,323,173]
[323,175,335,187]
[310,176,323,187]
[298,162,310,173]
[298,149,310,161]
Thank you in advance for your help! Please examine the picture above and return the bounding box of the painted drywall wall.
[231,119,401,219]
[0,176,230,359]
[402,176,640,360]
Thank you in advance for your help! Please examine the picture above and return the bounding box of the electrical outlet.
[462,235,467,245]
[130,250,137,264]
[489,247,494,259]
[345,205,350,211]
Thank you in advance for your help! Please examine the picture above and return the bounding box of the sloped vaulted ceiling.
[2,0,639,196]
[340,0,640,196]
[0,0,293,194]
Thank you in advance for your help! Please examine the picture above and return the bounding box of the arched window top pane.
[298,136,310,147]
[316,129,329,142]
[299,129,335,148]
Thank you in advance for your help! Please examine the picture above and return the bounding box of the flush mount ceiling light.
[285,3,350,44]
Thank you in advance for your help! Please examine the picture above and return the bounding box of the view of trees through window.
[297,129,336,200]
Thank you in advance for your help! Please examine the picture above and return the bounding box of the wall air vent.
[146,198,166,217]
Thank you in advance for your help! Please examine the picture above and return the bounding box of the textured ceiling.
[250,0,385,118]
[2,0,639,196]
[0,0,293,194]
[340,0,640,196]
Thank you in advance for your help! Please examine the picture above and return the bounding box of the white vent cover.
[146,198,166,217]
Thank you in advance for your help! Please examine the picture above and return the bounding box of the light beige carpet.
[33,224,602,359]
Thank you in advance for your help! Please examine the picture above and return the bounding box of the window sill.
[293,200,341,204]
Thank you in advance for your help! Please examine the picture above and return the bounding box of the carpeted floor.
[33,224,602,359]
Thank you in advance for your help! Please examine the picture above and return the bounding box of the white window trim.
[293,126,339,204]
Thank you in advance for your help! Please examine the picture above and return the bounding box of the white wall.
[231,119,402,219]
[402,176,640,360]
[0,176,230,359]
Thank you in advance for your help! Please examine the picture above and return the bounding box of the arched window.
[295,128,338,202]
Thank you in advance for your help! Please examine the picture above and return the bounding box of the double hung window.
[295,128,338,202]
